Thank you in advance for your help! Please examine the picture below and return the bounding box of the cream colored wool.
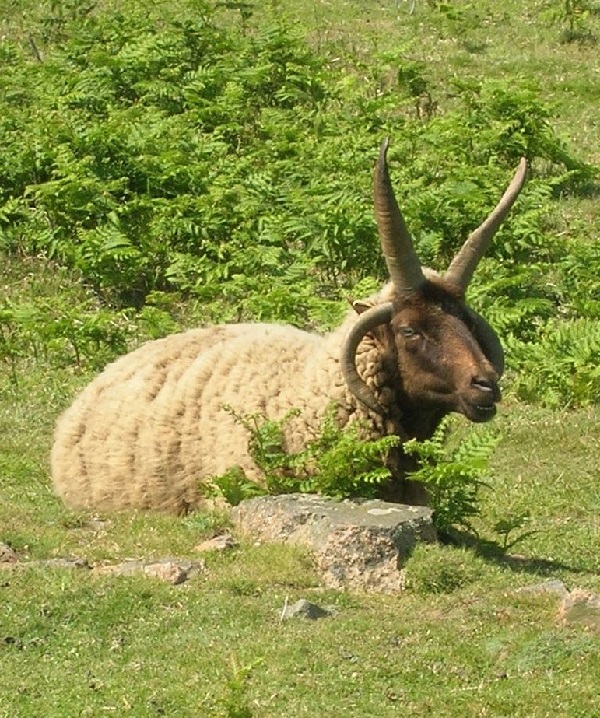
[51,286,397,513]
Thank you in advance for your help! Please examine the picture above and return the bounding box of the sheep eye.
[400,326,417,338]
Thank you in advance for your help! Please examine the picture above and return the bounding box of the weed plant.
[205,408,500,535]
[205,406,401,502]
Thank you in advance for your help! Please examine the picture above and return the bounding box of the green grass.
[2,546,600,716]
[2,0,600,715]
[2,357,600,716]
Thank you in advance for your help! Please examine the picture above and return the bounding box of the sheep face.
[388,280,500,424]
[340,139,527,420]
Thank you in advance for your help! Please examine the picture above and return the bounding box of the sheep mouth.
[463,401,497,423]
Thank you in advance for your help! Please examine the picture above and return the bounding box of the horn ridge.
[464,307,505,376]
[445,157,529,291]
[374,138,426,294]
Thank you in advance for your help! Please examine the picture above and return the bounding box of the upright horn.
[374,138,426,294]
[445,157,528,291]
[342,140,429,413]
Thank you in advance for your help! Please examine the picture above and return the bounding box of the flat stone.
[1,557,91,571]
[231,493,436,593]
[142,561,193,585]
[195,533,238,553]
[517,579,570,597]
[281,599,333,620]
[557,588,600,630]
[93,558,205,585]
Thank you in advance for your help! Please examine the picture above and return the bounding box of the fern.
[509,317,600,408]
[403,417,501,533]
[299,410,400,498]
[207,405,499,528]
[201,466,266,507]
[206,406,400,503]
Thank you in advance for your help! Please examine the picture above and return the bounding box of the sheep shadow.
[440,527,596,579]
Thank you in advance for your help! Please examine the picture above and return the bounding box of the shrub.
[205,408,501,536]
[508,318,600,408]
[405,543,485,594]
[1,0,599,411]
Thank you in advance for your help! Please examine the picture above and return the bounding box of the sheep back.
[50,322,350,513]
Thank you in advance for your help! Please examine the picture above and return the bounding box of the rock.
[517,579,570,597]
[195,533,238,553]
[0,552,204,585]
[93,558,205,585]
[557,588,600,630]
[0,557,90,571]
[0,542,18,563]
[232,493,436,593]
[142,561,194,585]
[34,558,90,570]
[517,582,600,631]
[281,599,333,620]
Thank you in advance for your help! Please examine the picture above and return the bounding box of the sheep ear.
[351,300,373,315]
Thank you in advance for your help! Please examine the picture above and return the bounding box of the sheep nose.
[471,376,501,401]
[471,377,494,393]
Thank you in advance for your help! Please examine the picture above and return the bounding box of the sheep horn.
[340,302,394,415]
[464,308,505,376]
[374,138,426,295]
[445,157,528,291]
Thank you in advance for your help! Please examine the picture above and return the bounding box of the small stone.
[517,579,569,597]
[93,558,205,585]
[557,588,600,630]
[37,558,90,570]
[9,557,90,571]
[195,533,238,553]
[0,542,18,564]
[281,599,333,620]
[93,560,145,578]
[143,561,190,585]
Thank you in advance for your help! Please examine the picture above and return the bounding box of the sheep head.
[341,139,528,420]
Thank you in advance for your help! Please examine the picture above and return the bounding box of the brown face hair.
[387,279,500,424]
[340,139,527,420]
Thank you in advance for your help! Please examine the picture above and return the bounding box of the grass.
[2,543,600,716]
[2,355,600,716]
[1,0,600,715]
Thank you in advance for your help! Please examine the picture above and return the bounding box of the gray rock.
[1,557,90,571]
[1,552,203,585]
[281,599,333,620]
[195,533,238,553]
[517,579,570,597]
[557,588,600,630]
[0,542,18,563]
[35,557,90,570]
[93,558,205,585]
[232,493,436,593]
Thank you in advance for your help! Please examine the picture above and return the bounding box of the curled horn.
[465,308,505,376]
[445,157,529,291]
[374,138,426,294]
[340,302,394,415]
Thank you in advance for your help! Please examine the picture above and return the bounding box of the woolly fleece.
[51,288,396,513]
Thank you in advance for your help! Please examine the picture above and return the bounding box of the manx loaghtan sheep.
[51,139,528,513]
